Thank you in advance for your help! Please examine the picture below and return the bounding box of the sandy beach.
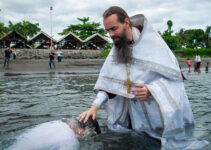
[0,59,104,74]
[0,58,210,73]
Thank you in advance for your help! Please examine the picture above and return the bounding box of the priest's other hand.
[131,84,151,100]
[77,105,98,123]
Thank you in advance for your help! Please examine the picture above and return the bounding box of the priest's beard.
[113,29,132,64]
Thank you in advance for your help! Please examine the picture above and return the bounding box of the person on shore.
[56,49,63,63]
[195,52,201,72]
[205,62,209,73]
[12,48,16,60]
[77,6,203,149]
[186,58,191,72]
[49,49,56,69]
[3,47,12,69]
[6,116,101,150]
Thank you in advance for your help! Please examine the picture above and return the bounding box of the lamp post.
[50,6,53,49]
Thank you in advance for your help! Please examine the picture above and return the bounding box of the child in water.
[186,58,191,72]
[205,62,209,73]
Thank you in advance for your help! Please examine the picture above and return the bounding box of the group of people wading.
[186,53,209,73]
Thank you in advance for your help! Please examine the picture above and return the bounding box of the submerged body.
[6,121,79,150]
[6,117,100,150]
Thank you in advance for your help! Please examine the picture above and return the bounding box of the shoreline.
[0,59,104,74]
[0,58,210,74]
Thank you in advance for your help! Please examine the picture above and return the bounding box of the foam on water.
[6,121,80,150]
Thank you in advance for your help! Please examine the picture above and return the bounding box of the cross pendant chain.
[124,77,134,93]
[124,63,134,94]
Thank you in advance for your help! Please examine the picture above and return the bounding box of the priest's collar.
[132,27,141,44]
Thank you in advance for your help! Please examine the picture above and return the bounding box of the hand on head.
[65,115,101,136]
[77,105,98,123]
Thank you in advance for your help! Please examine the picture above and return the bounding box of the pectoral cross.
[124,77,134,94]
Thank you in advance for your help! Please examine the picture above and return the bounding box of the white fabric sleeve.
[92,91,109,108]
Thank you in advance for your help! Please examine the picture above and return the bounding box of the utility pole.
[50,6,53,49]
[209,31,211,48]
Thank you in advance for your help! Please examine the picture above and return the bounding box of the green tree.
[205,26,211,48]
[59,17,108,40]
[176,28,186,47]
[7,20,41,38]
[161,20,181,50]
[183,29,205,48]
[0,22,8,37]
[104,42,112,49]
[167,20,173,32]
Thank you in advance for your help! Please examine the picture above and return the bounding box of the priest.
[78,6,208,149]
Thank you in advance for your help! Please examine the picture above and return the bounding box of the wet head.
[64,117,101,137]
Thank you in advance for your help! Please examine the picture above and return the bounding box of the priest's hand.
[131,84,151,100]
[77,105,98,123]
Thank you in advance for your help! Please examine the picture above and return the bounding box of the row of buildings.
[0,30,109,50]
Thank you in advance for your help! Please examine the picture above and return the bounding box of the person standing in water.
[205,62,209,73]
[195,53,201,72]
[186,58,191,72]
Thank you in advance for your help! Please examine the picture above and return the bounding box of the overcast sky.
[0,0,210,40]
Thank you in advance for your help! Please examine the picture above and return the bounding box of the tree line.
[160,20,211,50]
[0,17,210,50]
[0,17,107,40]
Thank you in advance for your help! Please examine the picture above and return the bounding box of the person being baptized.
[6,116,101,150]
[64,116,101,136]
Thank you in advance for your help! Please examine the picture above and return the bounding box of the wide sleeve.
[92,91,109,108]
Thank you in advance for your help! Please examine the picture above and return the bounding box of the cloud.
[0,0,210,40]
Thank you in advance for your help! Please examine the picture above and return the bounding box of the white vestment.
[93,14,209,149]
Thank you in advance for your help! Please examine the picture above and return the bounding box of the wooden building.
[28,31,56,49]
[0,30,30,48]
[82,33,109,50]
[57,32,83,49]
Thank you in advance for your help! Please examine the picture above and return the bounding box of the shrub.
[100,49,110,58]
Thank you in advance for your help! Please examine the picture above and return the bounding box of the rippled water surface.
[0,70,210,150]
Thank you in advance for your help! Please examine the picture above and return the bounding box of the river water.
[0,69,210,150]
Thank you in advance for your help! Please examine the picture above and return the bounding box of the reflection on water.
[0,70,210,150]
